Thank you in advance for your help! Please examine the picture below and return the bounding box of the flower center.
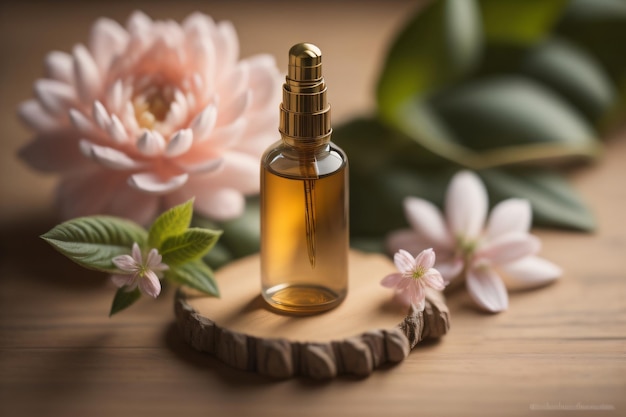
[133,82,175,129]
[412,266,426,280]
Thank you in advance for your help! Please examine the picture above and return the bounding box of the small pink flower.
[387,170,562,313]
[111,242,168,298]
[381,248,445,311]
[18,11,282,225]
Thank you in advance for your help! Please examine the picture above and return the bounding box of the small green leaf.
[166,260,219,297]
[148,199,194,249]
[479,0,568,44]
[479,169,596,231]
[160,228,222,266]
[109,287,141,316]
[377,0,482,117]
[41,216,147,272]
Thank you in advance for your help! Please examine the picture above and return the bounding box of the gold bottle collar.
[279,43,331,145]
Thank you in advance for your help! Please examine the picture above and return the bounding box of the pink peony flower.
[386,170,562,313]
[111,242,168,298]
[381,248,445,311]
[18,11,282,225]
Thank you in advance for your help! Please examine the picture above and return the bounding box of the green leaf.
[160,228,222,266]
[479,169,596,231]
[520,37,616,123]
[166,260,219,297]
[377,0,482,117]
[109,287,141,316]
[556,0,626,83]
[41,216,147,272]
[148,199,194,249]
[479,0,568,44]
[430,76,601,164]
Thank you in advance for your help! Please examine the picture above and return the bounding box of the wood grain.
[175,251,450,379]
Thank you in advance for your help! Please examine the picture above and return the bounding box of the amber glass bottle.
[260,43,349,314]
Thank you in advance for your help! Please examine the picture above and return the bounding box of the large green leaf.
[166,260,219,297]
[430,76,601,163]
[160,228,222,266]
[110,287,141,316]
[479,0,568,43]
[41,216,147,272]
[556,0,626,82]
[479,169,596,231]
[520,37,616,123]
[148,199,194,249]
[377,0,482,117]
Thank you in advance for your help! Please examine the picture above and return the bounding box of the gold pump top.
[280,42,331,146]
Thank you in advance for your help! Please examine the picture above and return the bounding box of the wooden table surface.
[1,2,624,416]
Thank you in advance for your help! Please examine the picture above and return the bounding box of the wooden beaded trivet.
[175,250,450,379]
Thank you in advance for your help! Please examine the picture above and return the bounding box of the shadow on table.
[0,215,107,289]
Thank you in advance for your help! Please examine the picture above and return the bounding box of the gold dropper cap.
[279,43,331,146]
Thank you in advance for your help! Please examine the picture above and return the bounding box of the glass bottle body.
[260,141,349,314]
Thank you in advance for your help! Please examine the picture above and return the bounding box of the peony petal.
[213,21,239,77]
[190,105,217,142]
[404,197,452,248]
[394,249,415,275]
[445,170,488,241]
[19,131,89,173]
[175,157,223,174]
[73,44,101,103]
[467,266,508,313]
[89,17,129,72]
[18,99,62,132]
[422,269,446,290]
[56,168,129,219]
[136,130,165,156]
[80,140,144,170]
[107,80,125,115]
[126,10,153,36]
[381,273,403,288]
[218,62,249,103]
[247,55,282,111]
[217,90,250,126]
[502,256,561,289]
[207,118,247,149]
[486,198,532,239]
[92,100,111,130]
[69,108,98,135]
[111,274,136,288]
[139,270,161,298]
[107,114,129,143]
[112,254,138,272]
[128,172,189,195]
[476,232,541,266]
[105,183,160,226]
[414,248,436,270]
[34,79,76,116]
[45,51,74,84]
[166,129,193,157]
[190,187,244,221]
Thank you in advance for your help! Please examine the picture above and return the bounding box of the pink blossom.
[387,171,562,313]
[18,11,282,225]
[381,248,445,311]
[111,242,168,298]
